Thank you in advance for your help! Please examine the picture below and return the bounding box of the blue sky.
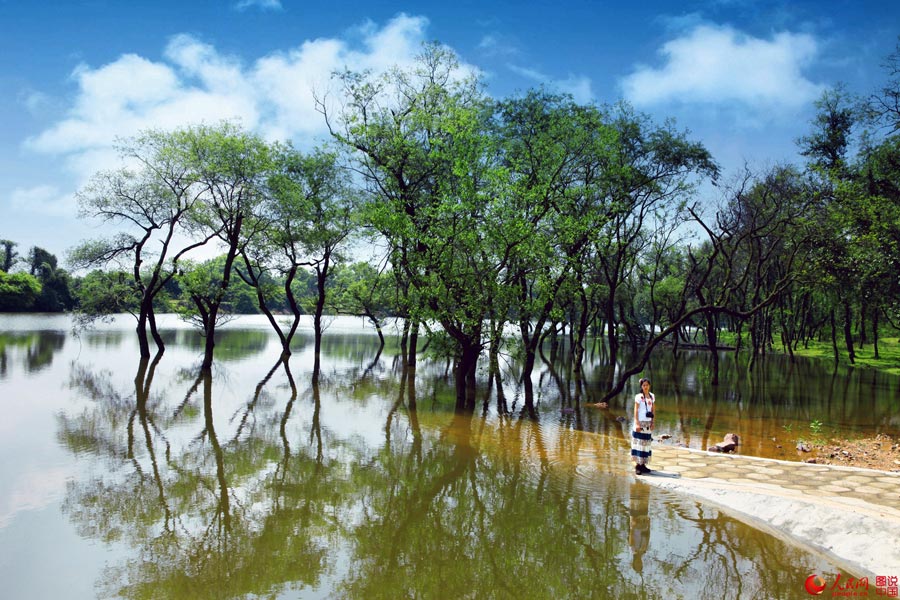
[2,0,898,262]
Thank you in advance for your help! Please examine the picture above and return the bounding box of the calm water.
[1,313,895,599]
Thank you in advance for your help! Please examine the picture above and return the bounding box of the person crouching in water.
[632,377,655,475]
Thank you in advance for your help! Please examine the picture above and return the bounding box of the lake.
[1,313,894,599]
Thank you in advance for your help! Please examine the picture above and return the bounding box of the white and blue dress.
[631,393,654,466]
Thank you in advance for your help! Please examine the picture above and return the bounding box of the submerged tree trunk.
[240,252,289,356]
[407,319,419,369]
[313,258,331,362]
[399,318,410,362]
[454,342,480,411]
[136,311,151,358]
[573,287,590,374]
[604,295,619,375]
[147,307,165,354]
[201,314,218,371]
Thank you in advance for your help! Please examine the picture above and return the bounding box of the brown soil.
[806,433,900,472]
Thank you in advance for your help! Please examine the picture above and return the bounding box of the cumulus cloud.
[23,14,472,188]
[621,24,823,113]
[508,65,594,104]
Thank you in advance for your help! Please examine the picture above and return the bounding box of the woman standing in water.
[632,377,655,475]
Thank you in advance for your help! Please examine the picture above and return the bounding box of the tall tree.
[799,86,860,362]
[70,129,214,356]
[591,106,718,383]
[595,165,815,403]
[492,92,610,406]
[178,123,272,370]
[258,145,358,365]
[323,44,499,408]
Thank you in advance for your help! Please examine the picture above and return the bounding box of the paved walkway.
[648,444,900,516]
[640,444,900,578]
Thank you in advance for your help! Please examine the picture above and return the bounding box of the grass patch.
[784,336,900,376]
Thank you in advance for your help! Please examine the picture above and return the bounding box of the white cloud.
[556,75,594,104]
[621,24,823,113]
[351,13,431,73]
[234,0,282,11]
[508,65,543,81]
[477,34,519,58]
[11,184,75,218]
[22,14,471,192]
[508,65,594,104]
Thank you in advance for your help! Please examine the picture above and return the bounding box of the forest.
[2,42,900,408]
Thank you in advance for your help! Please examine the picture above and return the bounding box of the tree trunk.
[705,311,719,386]
[314,276,326,360]
[859,299,867,348]
[399,318,410,361]
[830,309,839,365]
[282,265,303,356]
[842,300,855,364]
[454,342,480,411]
[201,312,217,371]
[407,319,419,369]
[872,305,880,360]
[573,294,589,374]
[136,311,151,358]
[201,219,241,371]
[604,295,619,372]
[147,307,165,354]
[365,307,386,349]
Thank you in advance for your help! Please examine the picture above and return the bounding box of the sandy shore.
[643,470,900,579]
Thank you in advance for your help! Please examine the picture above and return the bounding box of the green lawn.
[785,336,900,376]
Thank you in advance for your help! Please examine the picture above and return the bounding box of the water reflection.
[57,364,839,595]
[0,317,882,597]
[0,331,66,377]
[629,482,650,575]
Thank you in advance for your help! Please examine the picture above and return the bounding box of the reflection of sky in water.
[0,314,859,598]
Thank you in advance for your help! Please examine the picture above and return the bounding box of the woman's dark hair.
[639,378,651,385]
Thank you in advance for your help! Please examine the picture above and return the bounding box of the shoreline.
[642,446,900,580]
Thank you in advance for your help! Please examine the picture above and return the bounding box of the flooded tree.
[70,130,216,356]
[177,123,273,370]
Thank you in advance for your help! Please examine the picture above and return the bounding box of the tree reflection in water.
[55,341,845,599]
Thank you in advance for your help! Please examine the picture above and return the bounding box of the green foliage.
[174,255,261,322]
[329,261,396,318]
[73,270,141,316]
[810,419,824,436]
[0,245,75,313]
[0,270,41,311]
[0,239,19,272]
